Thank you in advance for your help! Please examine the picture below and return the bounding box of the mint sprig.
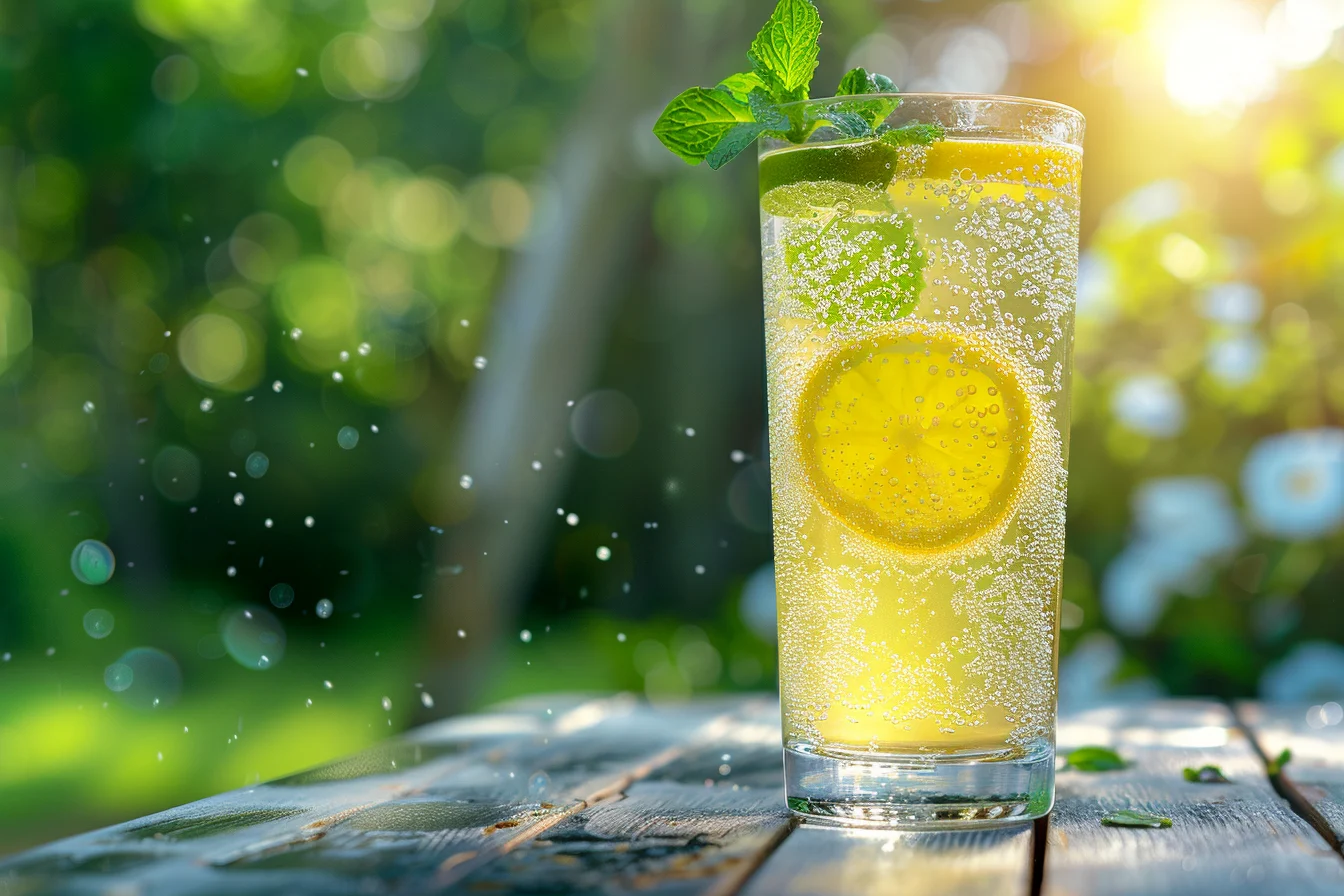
[651,0,943,169]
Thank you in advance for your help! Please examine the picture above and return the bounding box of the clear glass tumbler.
[759,94,1084,826]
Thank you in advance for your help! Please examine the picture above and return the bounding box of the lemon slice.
[797,325,1032,552]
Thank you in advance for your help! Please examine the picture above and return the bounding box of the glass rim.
[774,92,1084,123]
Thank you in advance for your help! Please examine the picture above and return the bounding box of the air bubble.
[337,426,359,450]
[315,598,333,618]
[221,606,286,670]
[269,583,295,608]
[83,608,115,639]
[71,540,115,585]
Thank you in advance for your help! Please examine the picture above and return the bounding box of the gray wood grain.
[1044,700,1344,896]
[741,823,1032,896]
[1236,701,1344,848]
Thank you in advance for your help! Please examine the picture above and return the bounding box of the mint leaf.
[705,121,767,170]
[1066,746,1125,771]
[1182,765,1229,783]
[653,87,755,166]
[1267,748,1292,776]
[748,90,789,132]
[748,0,821,102]
[813,109,870,138]
[879,123,946,148]
[835,67,900,131]
[717,71,769,103]
[1101,809,1172,829]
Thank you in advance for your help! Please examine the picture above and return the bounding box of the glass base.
[783,739,1054,829]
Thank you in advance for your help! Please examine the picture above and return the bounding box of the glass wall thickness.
[759,94,1085,826]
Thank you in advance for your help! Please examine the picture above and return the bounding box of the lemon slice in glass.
[797,325,1032,552]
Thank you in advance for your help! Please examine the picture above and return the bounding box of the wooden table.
[3,696,1342,895]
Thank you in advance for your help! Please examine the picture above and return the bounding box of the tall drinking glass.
[760,95,1084,826]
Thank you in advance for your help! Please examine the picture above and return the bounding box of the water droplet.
[531,460,542,471]
[730,450,746,463]
[695,565,705,575]
[83,609,115,639]
[596,546,611,561]
[331,371,343,382]
[296,67,308,76]
[460,319,470,327]
[520,629,532,643]
[566,513,579,526]
[221,606,286,670]
[617,632,626,642]
[226,566,237,577]
[381,696,392,711]
[104,662,133,692]
[315,598,333,618]
[472,356,487,370]
[357,342,371,356]
[420,691,434,708]
[528,771,551,797]
[233,492,245,506]
[269,583,295,609]
[459,475,473,489]
[71,540,115,585]
[304,515,315,528]
[337,426,360,450]
[371,424,380,433]
[684,427,696,437]
[199,397,214,412]
[105,648,182,709]
[264,518,274,529]
[272,380,284,393]
[245,451,270,478]
[323,679,333,689]
[82,401,95,414]
[456,629,466,638]
[338,350,350,362]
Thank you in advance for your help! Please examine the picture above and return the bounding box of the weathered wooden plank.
[1044,700,1344,895]
[1236,701,1344,848]
[741,823,1032,896]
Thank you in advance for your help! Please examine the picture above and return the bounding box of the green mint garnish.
[1267,748,1292,776]
[652,0,943,169]
[1101,809,1172,829]
[1066,746,1126,772]
[1183,765,1230,783]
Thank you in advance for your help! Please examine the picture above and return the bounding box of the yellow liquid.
[762,139,1081,755]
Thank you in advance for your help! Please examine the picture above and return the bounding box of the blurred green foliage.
[3,0,1344,856]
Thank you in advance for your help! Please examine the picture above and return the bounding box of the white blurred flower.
[1242,428,1344,539]
[1059,631,1165,710]
[1206,333,1264,385]
[1111,374,1185,437]
[1260,641,1344,701]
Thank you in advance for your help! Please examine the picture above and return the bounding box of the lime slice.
[759,139,900,196]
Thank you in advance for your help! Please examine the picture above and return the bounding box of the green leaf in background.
[717,71,770,103]
[1066,745,1126,771]
[1182,765,1230,783]
[879,123,946,148]
[1101,809,1173,828]
[653,87,755,165]
[747,0,822,102]
[1267,748,1292,776]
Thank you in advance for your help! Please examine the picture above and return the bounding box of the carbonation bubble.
[220,605,286,670]
[108,648,182,709]
[199,397,214,413]
[152,445,202,502]
[269,583,294,608]
[337,426,359,450]
[245,451,270,478]
[104,662,133,692]
[71,540,115,585]
[315,598,333,618]
[83,608,115,639]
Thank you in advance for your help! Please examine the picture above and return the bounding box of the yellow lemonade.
[762,137,1081,758]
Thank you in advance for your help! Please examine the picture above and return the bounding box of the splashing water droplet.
[71,540,115,585]
[272,380,284,393]
[357,342,371,356]
[456,629,466,638]
[338,350,350,362]
[323,679,333,689]
[337,426,359,450]
[566,513,579,526]
[304,516,315,528]
[531,460,542,471]
[264,518,274,528]
[315,598,333,619]
[199,398,214,412]
[269,583,295,609]
[290,328,303,340]
[596,546,611,561]
[520,629,532,643]
[459,475,474,489]
[221,606,286,671]
[331,371,343,382]
[245,452,270,478]
[685,427,696,437]
[226,566,237,577]
[473,356,487,370]
[381,696,392,711]
[296,67,308,76]
[82,401,95,414]
[233,492,245,506]
[695,565,705,575]
[83,609,115,639]
[420,691,434,708]
[730,450,747,463]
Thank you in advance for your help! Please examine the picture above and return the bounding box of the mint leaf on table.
[1065,746,1125,771]
[1267,748,1292,776]
[653,87,756,167]
[1101,809,1172,829]
[747,0,822,103]
[1183,765,1230,783]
